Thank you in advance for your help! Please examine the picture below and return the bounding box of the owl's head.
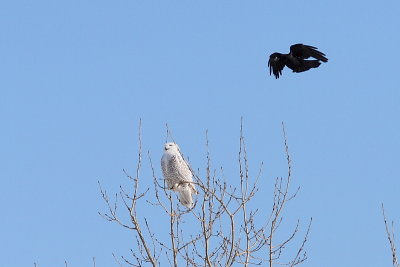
[164,142,180,153]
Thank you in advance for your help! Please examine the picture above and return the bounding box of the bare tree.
[99,120,311,266]
[382,203,399,267]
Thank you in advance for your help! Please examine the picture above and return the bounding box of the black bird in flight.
[268,44,328,79]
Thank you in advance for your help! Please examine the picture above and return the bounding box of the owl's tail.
[179,187,194,209]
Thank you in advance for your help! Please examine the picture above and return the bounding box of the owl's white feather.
[161,142,196,208]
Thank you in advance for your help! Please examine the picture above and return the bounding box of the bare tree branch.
[99,120,310,266]
[382,203,400,267]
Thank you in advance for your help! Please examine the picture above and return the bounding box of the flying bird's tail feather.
[293,60,321,73]
[306,60,321,69]
[179,188,194,208]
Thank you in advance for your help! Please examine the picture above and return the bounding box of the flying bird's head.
[269,53,282,62]
[164,142,180,153]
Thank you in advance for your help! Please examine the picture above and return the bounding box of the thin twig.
[382,203,399,267]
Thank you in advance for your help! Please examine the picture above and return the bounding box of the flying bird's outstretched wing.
[290,44,328,62]
[268,53,286,79]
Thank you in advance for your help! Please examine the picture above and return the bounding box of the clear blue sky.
[1,0,400,266]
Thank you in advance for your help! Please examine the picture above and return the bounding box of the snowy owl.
[161,142,197,208]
